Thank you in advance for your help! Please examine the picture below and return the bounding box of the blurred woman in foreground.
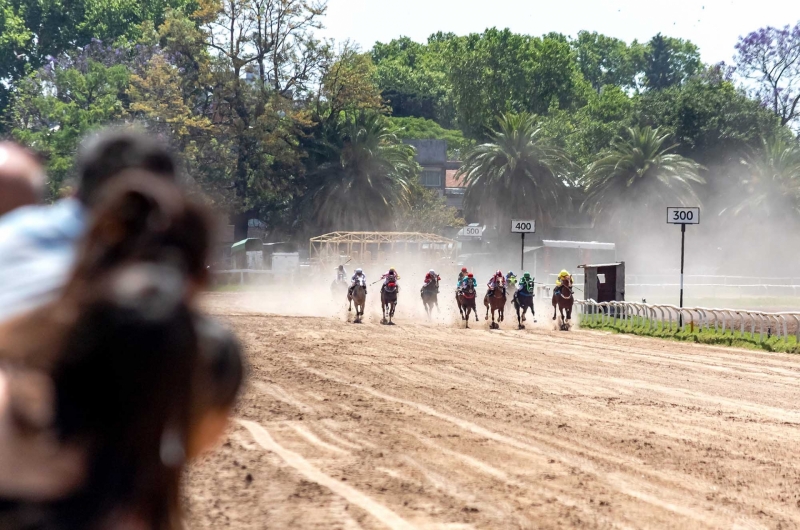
[0,171,243,529]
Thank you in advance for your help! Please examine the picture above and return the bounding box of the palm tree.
[725,136,800,221]
[581,126,704,223]
[308,112,419,232]
[457,112,573,232]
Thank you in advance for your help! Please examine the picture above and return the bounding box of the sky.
[320,0,800,65]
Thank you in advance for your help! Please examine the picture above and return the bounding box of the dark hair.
[75,129,177,206]
[0,173,219,529]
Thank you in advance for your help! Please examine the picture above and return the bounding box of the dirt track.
[186,292,800,529]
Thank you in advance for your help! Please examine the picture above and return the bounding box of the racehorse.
[484,286,506,330]
[552,275,574,330]
[348,279,367,323]
[421,279,439,319]
[331,278,348,298]
[513,288,536,329]
[457,283,479,328]
[381,282,398,325]
[505,276,518,312]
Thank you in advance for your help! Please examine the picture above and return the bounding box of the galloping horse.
[348,279,367,323]
[552,275,574,330]
[421,279,439,319]
[381,282,398,325]
[513,289,536,329]
[484,287,506,330]
[457,283,479,328]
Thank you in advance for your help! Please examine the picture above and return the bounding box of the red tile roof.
[445,169,465,188]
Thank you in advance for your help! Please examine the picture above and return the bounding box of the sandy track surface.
[185,292,800,529]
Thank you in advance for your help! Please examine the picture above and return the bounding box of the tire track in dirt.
[238,419,417,530]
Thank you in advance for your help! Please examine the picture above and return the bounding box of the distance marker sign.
[667,207,700,225]
[511,220,535,233]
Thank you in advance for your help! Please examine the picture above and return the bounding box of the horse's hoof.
[519,325,525,330]
[485,316,489,321]
[552,317,556,321]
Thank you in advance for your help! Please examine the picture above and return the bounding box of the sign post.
[511,220,535,271]
[667,207,700,326]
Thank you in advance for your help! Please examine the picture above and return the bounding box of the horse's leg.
[552,299,558,320]
[516,303,522,328]
[484,297,490,321]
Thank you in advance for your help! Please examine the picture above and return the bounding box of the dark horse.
[348,279,367,323]
[457,283,479,328]
[513,288,536,330]
[421,279,439,319]
[552,275,574,330]
[381,282,398,325]
[484,286,507,330]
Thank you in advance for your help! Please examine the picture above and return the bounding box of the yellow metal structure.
[309,231,456,265]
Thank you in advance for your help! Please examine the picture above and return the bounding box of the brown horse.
[484,286,506,330]
[457,283,479,328]
[421,279,439,319]
[381,282,398,325]
[348,281,366,323]
[552,275,574,330]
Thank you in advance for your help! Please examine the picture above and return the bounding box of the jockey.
[349,268,366,295]
[336,264,347,282]
[459,272,477,291]
[457,266,468,286]
[554,269,572,296]
[506,271,518,289]
[421,269,441,294]
[487,269,506,296]
[518,272,535,294]
[381,267,400,291]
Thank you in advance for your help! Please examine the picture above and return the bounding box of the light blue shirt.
[0,199,87,322]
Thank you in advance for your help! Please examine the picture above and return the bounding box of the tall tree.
[202,0,327,239]
[458,112,573,232]
[734,23,800,128]
[306,112,419,232]
[8,41,133,197]
[572,31,641,92]
[0,0,195,130]
[581,126,704,233]
[643,33,701,90]
[724,136,800,221]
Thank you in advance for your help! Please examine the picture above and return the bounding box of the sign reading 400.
[511,219,536,233]
[666,207,700,225]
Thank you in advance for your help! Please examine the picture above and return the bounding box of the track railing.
[576,299,800,344]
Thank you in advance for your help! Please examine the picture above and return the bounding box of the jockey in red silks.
[487,269,506,296]
[421,269,441,294]
[381,267,400,292]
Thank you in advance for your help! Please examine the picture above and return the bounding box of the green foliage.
[572,31,641,92]
[444,28,590,139]
[459,112,573,231]
[395,180,465,233]
[10,58,131,197]
[725,136,800,221]
[643,33,701,90]
[581,126,705,228]
[387,116,473,159]
[306,112,420,232]
[579,315,800,355]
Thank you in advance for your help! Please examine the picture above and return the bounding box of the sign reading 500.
[511,220,535,233]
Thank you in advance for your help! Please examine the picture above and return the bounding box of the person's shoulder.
[0,199,86,244]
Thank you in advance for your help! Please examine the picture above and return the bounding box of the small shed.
[231,238,264,269]
[578,262,625,303]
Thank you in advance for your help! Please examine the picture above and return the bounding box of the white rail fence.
[576,299,800,344]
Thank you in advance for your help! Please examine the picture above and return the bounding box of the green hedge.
[578,313,800,354]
